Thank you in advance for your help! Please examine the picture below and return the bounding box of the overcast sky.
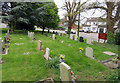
[53,0,106,24]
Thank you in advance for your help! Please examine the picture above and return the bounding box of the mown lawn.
[1,28,119,82]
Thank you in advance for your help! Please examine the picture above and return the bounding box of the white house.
[82,18,107,33]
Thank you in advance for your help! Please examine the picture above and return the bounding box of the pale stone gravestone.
[60,62,72,82]
[70,34,73,39]
[66,34,68,38]
[86,47,95,59]
[87,37,92,45]
[75,35,77,41]
[28,31,30,37]
[103,51,116,56]
[53,34,55,40]
[62,33,64,36]
[59,33,61,36]
[44,48,51,60]
[37,40,43,51]
[32,32,34,40]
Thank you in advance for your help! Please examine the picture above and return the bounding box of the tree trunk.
[42,26,45,35]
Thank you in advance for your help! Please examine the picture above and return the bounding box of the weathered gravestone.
[37,40,43,51]
[60,62,72,82]
[59,33,61,36]
[62,33,64,36]
[86,47,95,59]
[44,48,51,60]
[4,36,7,43]
[75,35,77,41]
[87,37,92,45]
[66,34,68,38]
[70,34,73,39]
[53,34,55,40]
[45,33,48,37]
[56,32,58,35]
[79,37,84,42]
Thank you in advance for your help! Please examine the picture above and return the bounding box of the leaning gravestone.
[70,34,73,39]
[75,35,77,41]
[62,33,64,36]
[87,37,92,45]
[60,62,72,82]
[86,47,95,59]
[37,40,43,51]
[53,34,55,40]
[66,34,68,38]
[44,48,51,60]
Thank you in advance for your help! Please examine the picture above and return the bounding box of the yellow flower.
[79,48,83,51]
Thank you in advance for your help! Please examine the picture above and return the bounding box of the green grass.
[1,28,119,81]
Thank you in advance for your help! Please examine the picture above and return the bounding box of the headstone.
[70,34,73,39]
[53,31,55,34]
[44,48,51,60]
[62,33,64,36]
[79,37,84,42]
[75,35,77,41]
[59,33,61,36]
[2,40,5,48]
[55,32,58,35]
[86,47,95,59]
[53,34,55,40]
[87,37,92,45]
[66,34,68,38]
[60,62,72,81]
[37,40,43,51]
[45,33,48,37]
[4,36,7,43]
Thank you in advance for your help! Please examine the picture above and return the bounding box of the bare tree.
[62,0,88,34]
[88,0,120,34]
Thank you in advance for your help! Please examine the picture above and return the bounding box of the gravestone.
[66,34,68,38]
[45,33,48,37]
[62,33,64,36]
[4,36,7,43]
[44,48,51,60]
[87,37,92,45]
[53,34,55,40]
[55,32,58,35]
[53,31,55,34]
[79,37,84,42]
[103,51,116,56]
[59,33,61,36]
[37,40,43,51]
[86,47,95,59]
[70,34,73,39]
[2,40,5,48]
[75,35,77,41]
[60,62,72,82]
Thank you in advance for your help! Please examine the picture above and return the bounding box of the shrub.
[45,56,59,69]
[114,29,120,45]
[107,32,115,44]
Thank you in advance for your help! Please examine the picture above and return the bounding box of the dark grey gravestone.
[79,37,84,42]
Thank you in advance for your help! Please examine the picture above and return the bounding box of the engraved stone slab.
[37,40,43,51]
[86,47,95,59]
[103,51,116,56]
[60,62,72,81]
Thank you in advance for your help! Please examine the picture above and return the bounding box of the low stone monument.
[60,62,72,82]
[87,37,92,45]
[62,33,64,36]
[53,34,55,40]
[37,40,43,51]
[75,35,77,41]
[66,34,68,38]
[59,33,61,36]
[70,34,73,39]
[86,47,95,59]
[79,37,84,42]
[44,48,51,60]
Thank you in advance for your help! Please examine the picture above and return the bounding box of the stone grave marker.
[44,48,51,60]
[60,62,72,82]
[75,35,77,41]
[103,51,116,56]
[37,40,43,51]
[70,34,73,39]
[4,36,7,43]
[79,37,84,42]
[66,34,68,38]
[86,47,95,59]
[62,33,64,36]
[87,37,92,45]
[59,33,61,36]
[55,32,58,35]
[53,34,55,40]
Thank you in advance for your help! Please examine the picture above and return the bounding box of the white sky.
[53,0,106,24]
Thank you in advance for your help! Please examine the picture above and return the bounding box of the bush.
[107,32,115,44]
[114,29,120,45]
[45,56,59,69]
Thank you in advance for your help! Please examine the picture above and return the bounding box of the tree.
[62,0,88,34]
[88,1,120,34]
[35,2,60,34]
